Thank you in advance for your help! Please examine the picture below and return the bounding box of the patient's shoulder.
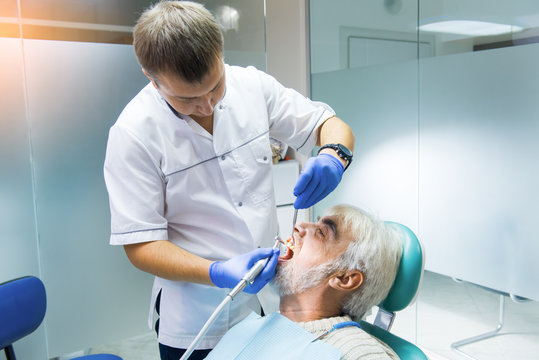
[326,325,399,360]
[298,315,399,360]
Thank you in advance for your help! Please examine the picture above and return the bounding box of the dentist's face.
[273,216,353,295]
[146,59,226,119]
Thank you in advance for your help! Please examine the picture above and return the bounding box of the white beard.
[272,260,333,296]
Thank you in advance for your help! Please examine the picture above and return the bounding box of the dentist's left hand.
[293,153,344,209]
[209,247,280,294]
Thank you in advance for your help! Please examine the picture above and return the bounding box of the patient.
[208,204,402,360]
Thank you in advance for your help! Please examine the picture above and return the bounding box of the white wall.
[266,0,310,96]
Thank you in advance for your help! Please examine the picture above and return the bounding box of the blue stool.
[0,276,122,360]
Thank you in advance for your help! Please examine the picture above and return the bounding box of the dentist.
[103,2,354,360]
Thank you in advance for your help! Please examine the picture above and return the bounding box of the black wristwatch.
[318,143,353,171]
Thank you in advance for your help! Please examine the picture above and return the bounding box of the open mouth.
[278,236,295,261]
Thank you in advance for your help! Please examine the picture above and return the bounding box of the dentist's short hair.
[133,1,223,83]
[324,205,402,321]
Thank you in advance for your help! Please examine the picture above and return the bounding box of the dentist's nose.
[197,95,215,116]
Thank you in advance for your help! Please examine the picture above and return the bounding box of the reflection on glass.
[2,0,266,65]
[201,0,266,69]
[5,0,156,43]
[0,0,18,17]
[215,5,240,32]
[309,0,420,73]
[0,0,19,37]
[419,0,539,55]
[20,0,151,25]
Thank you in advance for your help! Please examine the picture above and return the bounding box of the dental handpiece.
[228,236,282,298]
[180,237,281,360]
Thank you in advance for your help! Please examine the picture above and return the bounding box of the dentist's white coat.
[104,65,334,349]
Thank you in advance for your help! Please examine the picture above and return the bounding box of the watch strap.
[318,143,353,171]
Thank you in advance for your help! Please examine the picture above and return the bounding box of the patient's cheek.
[272,262,296,296]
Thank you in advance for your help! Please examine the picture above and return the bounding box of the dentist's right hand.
[209,247,280,294]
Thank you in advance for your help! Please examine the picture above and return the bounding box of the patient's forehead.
[319,214,349,239]
[319,215,353,256]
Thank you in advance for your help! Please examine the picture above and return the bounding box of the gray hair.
[133,1,223,83]
[324,205,402,321]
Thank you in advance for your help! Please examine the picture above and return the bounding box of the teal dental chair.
[0,276,122,360]
[359,222,427,360]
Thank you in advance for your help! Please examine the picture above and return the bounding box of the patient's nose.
[295,222,308,237]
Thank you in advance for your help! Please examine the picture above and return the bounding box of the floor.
[82,271,539,360]
[393,271,539,360]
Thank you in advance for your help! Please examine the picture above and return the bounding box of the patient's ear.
[328,270,363,291]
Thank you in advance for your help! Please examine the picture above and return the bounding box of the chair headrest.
[0,276,46,349]
[379,222,425,312]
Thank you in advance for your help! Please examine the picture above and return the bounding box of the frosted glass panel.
[419,44,539,301]
[0,37,46,360]
[0,39,39,283]
[311,63,418,230]
[349,37,431,68]
[23,39,153,357]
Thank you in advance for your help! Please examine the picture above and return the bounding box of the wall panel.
[23,39,152,356]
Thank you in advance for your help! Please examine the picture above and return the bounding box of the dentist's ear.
[142,68,159,89]
[328,270,363,292]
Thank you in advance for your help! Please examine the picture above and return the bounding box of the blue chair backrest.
[360,321,428,360]
[0,276,47,349]
[359,222,427,360]
[380,222,425,313]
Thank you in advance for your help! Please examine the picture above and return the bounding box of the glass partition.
[417,2,539,358]
[0,36,45,360]
[418,1,539,299]
[310,0,539,358]
[310,0,420,344]
[1,0,267,358]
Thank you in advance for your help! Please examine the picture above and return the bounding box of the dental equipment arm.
[180,238,281,360]
[291,208,298,238]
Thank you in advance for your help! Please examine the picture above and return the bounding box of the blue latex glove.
[209,247,280,294]
[293,153,344,209]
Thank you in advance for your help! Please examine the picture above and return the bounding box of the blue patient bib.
[205,312,341,360]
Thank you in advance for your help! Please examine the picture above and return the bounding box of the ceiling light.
[419,20,523,36]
